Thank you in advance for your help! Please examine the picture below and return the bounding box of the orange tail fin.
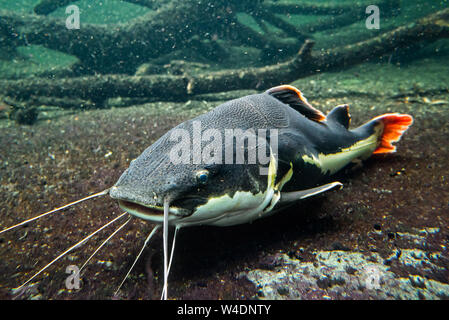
[372,113,413,154]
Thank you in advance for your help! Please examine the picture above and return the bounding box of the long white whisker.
[161,225,180,299]
[114,224,160,297]
[167,226,179,275]
[80,216,132,273]
[162,199,169,300]
[14,211,126,292]
[0,189,110,235]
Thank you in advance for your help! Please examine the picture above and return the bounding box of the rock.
[10,106,39,125]
[246,248,449,300]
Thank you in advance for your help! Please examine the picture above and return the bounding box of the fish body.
[110,85,413,227]
[0,85,413,298]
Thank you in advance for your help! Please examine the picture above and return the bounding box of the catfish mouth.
[118,200,164,216]
[117,199,195,222]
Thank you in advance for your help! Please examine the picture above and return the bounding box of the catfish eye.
[196,170,209,184]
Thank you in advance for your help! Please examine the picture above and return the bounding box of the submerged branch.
[1,8,448,109]
[1,0,400,75]
[1,1,257,74]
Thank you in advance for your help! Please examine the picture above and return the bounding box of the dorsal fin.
[266,85,326,122]
[327,104,351,129]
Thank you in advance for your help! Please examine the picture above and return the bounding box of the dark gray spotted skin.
[109,92,377,215]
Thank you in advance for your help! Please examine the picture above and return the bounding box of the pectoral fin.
[280,182,343,203]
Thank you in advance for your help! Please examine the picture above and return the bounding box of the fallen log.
[1,8,448,106]
[0,0,259,74]
[34,0,74,15]
[1,0,400,75]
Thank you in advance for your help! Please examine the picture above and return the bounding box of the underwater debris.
[6,103,39,125]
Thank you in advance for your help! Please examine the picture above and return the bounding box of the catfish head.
[109,117,274,227]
